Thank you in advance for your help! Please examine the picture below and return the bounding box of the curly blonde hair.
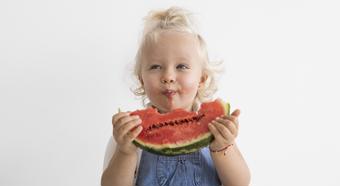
[132,7,223,108]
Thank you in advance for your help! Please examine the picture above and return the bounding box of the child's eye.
[149,64,161,70]
[177,64,189,70]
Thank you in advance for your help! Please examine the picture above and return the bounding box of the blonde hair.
[132,7,222,107]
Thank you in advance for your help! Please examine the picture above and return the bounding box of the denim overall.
[135,147,221,186]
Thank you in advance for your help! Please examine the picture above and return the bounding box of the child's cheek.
[179,77,200,94]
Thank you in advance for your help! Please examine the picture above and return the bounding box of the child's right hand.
[112,111,143,155]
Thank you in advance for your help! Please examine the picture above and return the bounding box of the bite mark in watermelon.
[130,99,230,156]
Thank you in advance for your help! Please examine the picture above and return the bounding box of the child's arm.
[101,111,143,186]
[101,149,138,186]
[210,143,251,186]
[208,109,251,186]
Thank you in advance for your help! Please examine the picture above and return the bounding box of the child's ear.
[199,74,208,87]
[138,75,144,85]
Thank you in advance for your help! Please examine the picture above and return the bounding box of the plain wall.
[1,0,339,185]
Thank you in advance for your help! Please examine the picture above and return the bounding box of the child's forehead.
[143,47,201,64]
[143,31,201,59]
[152,31,199,45]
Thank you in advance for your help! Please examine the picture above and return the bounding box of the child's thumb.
[231,109,241,117]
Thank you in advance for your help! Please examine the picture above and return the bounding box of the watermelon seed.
[145,114,206,132]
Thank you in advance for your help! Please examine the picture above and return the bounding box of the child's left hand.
[208,109,240,151]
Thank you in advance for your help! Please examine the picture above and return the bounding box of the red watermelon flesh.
[130,99,230,156]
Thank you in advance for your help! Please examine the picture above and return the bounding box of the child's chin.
[158,105,179,113]
[166,105,186,112]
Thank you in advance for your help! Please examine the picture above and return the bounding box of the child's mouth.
[162,89,177,98]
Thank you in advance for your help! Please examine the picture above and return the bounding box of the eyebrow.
[176,56,190,61]
[145,56,192,64]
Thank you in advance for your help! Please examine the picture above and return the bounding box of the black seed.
[146,113,207,132]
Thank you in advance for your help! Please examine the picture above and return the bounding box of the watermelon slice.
[130,99,230,156]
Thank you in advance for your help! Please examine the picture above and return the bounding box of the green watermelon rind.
[133,133,214,156]
[133,100,230,156]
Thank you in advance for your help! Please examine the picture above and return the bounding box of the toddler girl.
[101,6,250,186]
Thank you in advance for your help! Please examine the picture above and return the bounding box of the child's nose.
[161,69,176,84]
[161,78,175,84]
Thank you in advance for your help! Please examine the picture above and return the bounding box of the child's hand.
[112,111,143,155]
[208,109,240,151]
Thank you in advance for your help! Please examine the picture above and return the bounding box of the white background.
[1,0,340,186]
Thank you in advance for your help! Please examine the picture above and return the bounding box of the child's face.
[140,31,205,113]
